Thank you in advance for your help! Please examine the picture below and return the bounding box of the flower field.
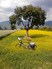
[0,30,52,69]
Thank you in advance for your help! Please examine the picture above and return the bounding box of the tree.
[10,5,46,36]
[9,15,17,30]
[0,26,3,30]
[4,27,7,30]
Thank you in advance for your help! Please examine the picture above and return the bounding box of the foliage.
[14,5,46,30]
[0,30,52,69]
[0,26,3,30]
[39,27,52,31]
[9,15,17,30]
[4,27,7,30]
[9,5,46,36]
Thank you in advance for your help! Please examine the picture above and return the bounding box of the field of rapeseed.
[0,30,52,69]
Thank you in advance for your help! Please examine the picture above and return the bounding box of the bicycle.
[16,37,37,50]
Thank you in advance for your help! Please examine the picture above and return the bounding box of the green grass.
[0,30,52,69]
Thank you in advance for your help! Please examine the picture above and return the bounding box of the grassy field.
[0,30,52,69]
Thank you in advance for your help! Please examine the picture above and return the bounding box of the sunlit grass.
[0,30,52,69]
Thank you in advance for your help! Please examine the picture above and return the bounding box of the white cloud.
[0,0,30,22]
[0,0,52,22]
[46,8,52,21]
[0,0,12,8]
[0,0,29,8]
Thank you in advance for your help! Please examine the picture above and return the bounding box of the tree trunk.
[26,30,29,37]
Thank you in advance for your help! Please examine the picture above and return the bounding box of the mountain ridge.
[0,21,52,29]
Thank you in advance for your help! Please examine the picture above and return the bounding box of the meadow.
[0,30,52,69]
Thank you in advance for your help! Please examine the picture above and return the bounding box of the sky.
[0,0,52,22]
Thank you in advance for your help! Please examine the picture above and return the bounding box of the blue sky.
[0,0,52,22]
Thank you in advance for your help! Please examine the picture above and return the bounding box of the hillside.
[0,30,52,69]
[0,21,24,30]
[0,21,52,30]
[45,21,52,27]
[0,21,10,29]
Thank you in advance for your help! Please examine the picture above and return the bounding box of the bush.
[40,27,52,31]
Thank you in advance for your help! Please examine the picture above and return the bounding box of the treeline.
[38,27,52,31]
[0,25,52,31]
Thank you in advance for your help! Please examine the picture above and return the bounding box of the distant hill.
[45,21,52,27]
[0,21,52,30]
[0,21,24,30]
[0,21,10,29]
